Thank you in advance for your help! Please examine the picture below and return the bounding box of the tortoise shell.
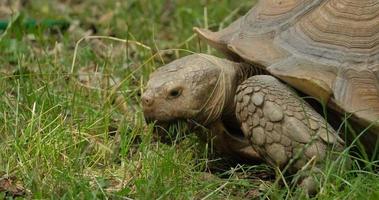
[195,0,379,135]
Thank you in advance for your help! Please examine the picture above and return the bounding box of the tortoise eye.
[168,88,182,99]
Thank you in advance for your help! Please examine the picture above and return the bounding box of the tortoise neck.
[236,62,267,84]
[221,63,247,121]
[195,61,240,126]
[195,61,264,126]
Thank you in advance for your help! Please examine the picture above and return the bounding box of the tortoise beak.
[141,90,155,108]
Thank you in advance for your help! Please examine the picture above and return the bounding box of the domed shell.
[195,0,379,135]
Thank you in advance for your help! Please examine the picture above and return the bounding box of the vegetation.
[0,0,378,199]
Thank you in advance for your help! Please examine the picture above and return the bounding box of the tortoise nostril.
[142,94,154,106]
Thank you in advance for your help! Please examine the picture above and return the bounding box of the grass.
[1,0,379,199]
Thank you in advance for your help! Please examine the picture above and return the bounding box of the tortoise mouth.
[144,114,185,126]
[145,117,193,144]
[142,109,178,124]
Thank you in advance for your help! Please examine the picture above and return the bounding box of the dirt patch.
[0,175,28,198]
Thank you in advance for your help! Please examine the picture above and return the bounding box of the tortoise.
[142,0,378,194]
[193,0,379,147]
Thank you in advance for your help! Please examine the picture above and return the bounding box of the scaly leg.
[235,75,346,194]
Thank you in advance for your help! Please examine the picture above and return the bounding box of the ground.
[1,0,379,199]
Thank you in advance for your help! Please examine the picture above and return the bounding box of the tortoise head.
[142,54,240,125]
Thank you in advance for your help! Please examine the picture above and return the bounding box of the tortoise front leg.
[235,75,345,195]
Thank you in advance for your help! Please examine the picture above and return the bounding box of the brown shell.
[194,0,379,135]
